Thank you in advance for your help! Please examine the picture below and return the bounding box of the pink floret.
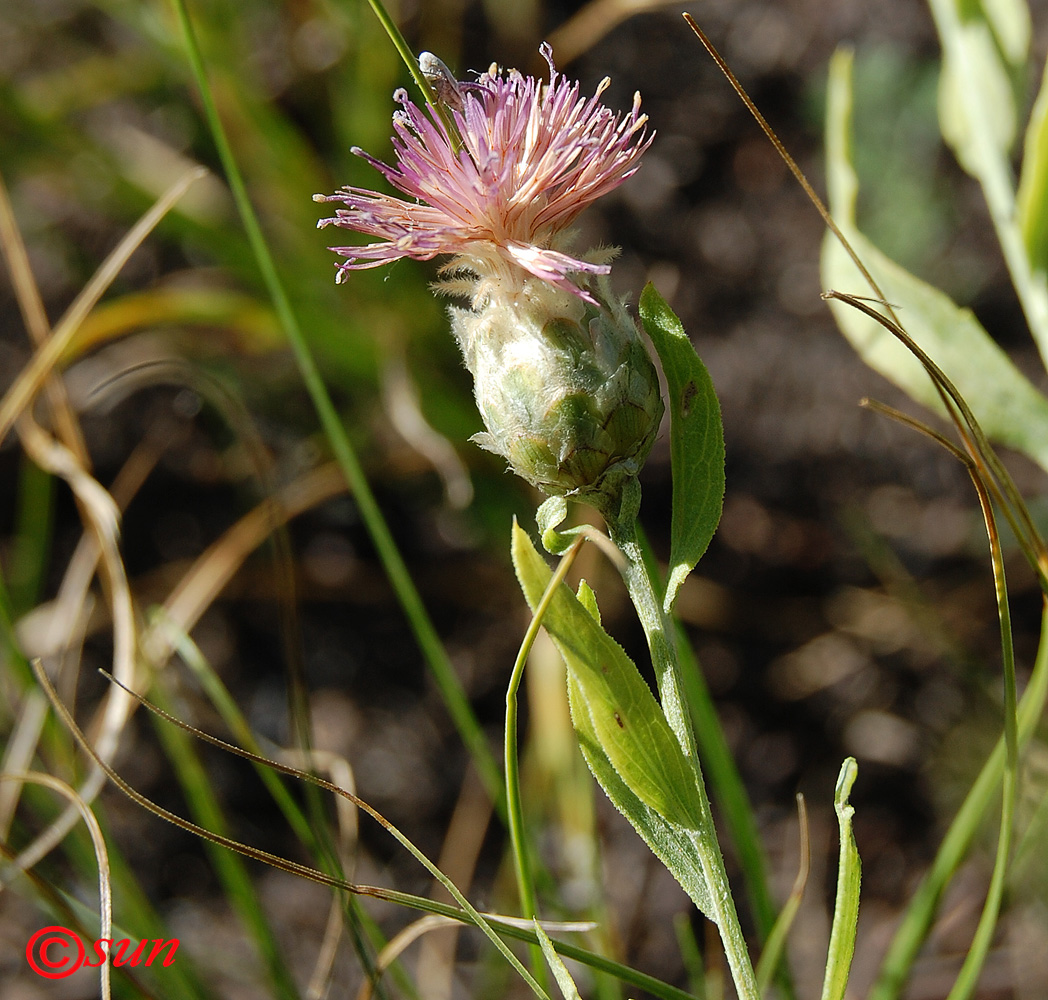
[314,43,652,299]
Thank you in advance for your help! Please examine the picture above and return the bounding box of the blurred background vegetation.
[2,0,1048,997]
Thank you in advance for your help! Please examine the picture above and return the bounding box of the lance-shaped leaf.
[564,671,715,918]
[639,283,725,614]
[822,49,1048,474]
[513,521,702,828]
[512,522,715,918]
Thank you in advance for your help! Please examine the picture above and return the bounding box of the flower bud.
[452,281,663,503]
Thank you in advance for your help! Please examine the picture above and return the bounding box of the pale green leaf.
[824,49,1048,473]
[537,495,573,555]
[511,522,704,832]
[513,520,714,918]
[567,672,714,919]
[820,759,861,1000]
[535,922,582,1000]
[638,284,725,615]
[576,579,601,624]
[926,0,1048,362]
[938,21,1016,174]
[1017,55,1048,272]
[979,0,1031,67]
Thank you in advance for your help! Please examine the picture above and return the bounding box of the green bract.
[452,280,664,503]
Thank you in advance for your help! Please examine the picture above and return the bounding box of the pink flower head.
[314,44,652,303]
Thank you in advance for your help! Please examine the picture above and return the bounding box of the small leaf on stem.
[638,284,725,614]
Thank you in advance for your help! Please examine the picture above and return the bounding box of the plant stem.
[604,481,759,1000]
[505,536,583,989]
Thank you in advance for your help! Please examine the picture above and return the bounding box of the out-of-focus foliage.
[1,0,494,496]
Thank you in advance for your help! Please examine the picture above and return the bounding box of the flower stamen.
[314,45,652,305]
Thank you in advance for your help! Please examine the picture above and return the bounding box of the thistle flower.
[315,46,663,504]
[314,43,651,303]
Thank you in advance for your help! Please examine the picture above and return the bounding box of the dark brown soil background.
[3,0,1048,997]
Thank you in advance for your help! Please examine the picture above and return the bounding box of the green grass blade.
[0,566,34,695]
[870,601,1048,999]
[672,913,708,1000]
[820,758,861,1000]
[168,0,502,809]
[80,665,549,1000]
[8,456,54,616]
[536,921,583,1000]
[149,610,314,848]
[755,796,808,995]
[755,882,803,995]
[146,615,417,1000]
[944,474,1020,1000]
[504,536,584,988]
[363,0,440,108]
[149,680,302,1000]
[374,892,701,1000]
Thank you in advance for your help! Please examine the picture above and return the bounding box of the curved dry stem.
[143,463,346,666]
[547,0,678,65]
[17,439,158,702]
[859,399,973,466]
[37,660,549,1000]
[0,167,206,444]
[0,771,112,1000]
[0,170,89,466]
[828,290,1048,587]
[307,896,346,1000]
[12,418,137,874]
[684,12,1048,583]
[357,915,461,1000]
[382,353,473,510]
[276,747,360,873]
[0,691,49,839]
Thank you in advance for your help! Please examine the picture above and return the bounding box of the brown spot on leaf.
[681,380,698,417]
[614,711,624,728]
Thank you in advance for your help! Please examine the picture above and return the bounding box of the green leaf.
[566,671,714,919]
[638,284,725,615]
[512,522,703,830]
[513,520,716,917]
[576,580,601,623]
[924,0,1048,363]
[537,495,588,555]
[1018,56,1048,272]
[938,20,1016,174]
[820,759,861,1000]
[535,922,583,1000]
[979,0,1031,67]
[823,49,1048,474]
